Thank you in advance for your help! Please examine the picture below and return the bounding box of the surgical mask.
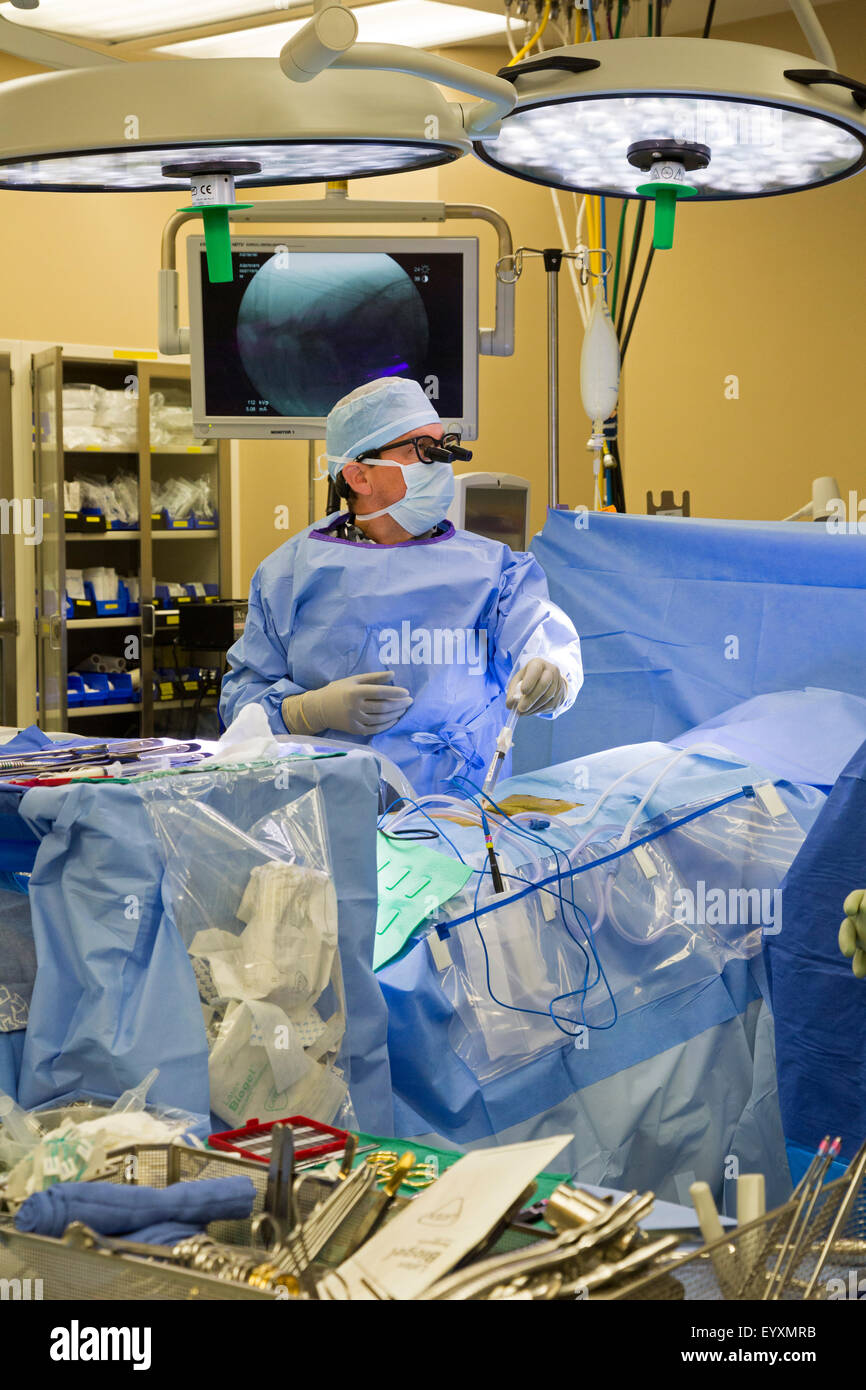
[353,457,455,537]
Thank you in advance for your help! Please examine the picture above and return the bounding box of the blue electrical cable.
[377,794,469,864]
[435,786,753,936]
[469,857,607,1037]
[379,779,753,1039]
[587,1,598,39]
[450,774,618,1031]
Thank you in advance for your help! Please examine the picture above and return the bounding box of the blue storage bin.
[106,672,137,703]
[80,672,137,705]
[155,584,192,607]
[81,673,111,704]
[84,581,126,617]
[118,580,139,616]
[67,674,85,707]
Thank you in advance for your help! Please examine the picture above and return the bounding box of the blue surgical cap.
[325,377,440,479]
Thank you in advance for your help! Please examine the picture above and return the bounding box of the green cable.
[647,2,653,34]
[610,200,628,318]
[614,0,624,36]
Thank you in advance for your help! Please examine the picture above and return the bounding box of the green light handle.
[201,206,233,283]
[635,181,697,251]
[651,185,678,251]
[177,203,254,283]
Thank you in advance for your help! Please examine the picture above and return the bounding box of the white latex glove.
[506,657,568,715]
[282,671,412,737]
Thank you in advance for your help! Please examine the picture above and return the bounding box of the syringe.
[481,686,522,801]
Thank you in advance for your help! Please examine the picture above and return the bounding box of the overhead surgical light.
[0,57,476,191]
[474,37,866,245]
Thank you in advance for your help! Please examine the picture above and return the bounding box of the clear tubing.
[614,743,734,849]
[566,741,745,832]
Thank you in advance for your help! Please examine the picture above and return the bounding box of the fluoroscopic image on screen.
[198,247,466,421]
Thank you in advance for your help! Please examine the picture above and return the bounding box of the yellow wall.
[1,0,863,595]
[621,0,866,521]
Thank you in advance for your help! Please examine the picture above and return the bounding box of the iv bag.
[580,283,620,425]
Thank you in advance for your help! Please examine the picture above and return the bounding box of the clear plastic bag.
[149,389,196,447]
[0,884,37,1036]
[151,475,213,522]
[140,774,349,1130]
[74,472,139,526]
[434,791,806,1084]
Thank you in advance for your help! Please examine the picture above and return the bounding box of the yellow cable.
[508,0,552,64]
[586,196,599,278]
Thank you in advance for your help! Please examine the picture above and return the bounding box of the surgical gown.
[221,516,583,796]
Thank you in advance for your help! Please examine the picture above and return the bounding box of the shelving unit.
[33,351,232,737]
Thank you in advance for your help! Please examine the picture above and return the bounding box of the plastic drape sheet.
[139,777,349,1128]
[378,745,824,1204]
[15,752,393,1133]
[432,791,804,1086]
[670,689,866,790]
[767,733,866,1164]
[518,509,866,772]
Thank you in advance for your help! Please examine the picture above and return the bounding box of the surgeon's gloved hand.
[506,658,569,715]
[839,889,866,979]
[282,671,413,738]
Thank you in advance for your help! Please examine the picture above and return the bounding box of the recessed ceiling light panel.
[157,1,518,58]
[0,0,310,43]
[0,57,468,190]
[474,38,866,199]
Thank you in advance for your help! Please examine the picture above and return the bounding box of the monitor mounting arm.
[157,187,515,358]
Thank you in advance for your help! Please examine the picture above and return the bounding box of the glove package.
[141,771,350,1129]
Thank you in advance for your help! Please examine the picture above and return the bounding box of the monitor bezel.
[186,233,480,441]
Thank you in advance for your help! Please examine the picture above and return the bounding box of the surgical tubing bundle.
[379,772,803,1088]
[433,785,755,941]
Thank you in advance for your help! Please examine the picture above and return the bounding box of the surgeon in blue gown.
[221,377,583,796]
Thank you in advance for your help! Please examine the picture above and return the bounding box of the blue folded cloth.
[15,1176,255,1240]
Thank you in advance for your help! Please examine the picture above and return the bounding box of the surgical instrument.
[420,1190,676,1301]
[317,1137,583,1302]
[763,1136,840,1299]
[0,738,201,779]
[481,688,521,801]
[253,1124,299,1251]
[281,1161,381,1273]
[293,1142,379,1175]
[337,1133,358,1180]
[802,1138,866,1299]
[62,1223,295,1293]
[338,1153,417,1257]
